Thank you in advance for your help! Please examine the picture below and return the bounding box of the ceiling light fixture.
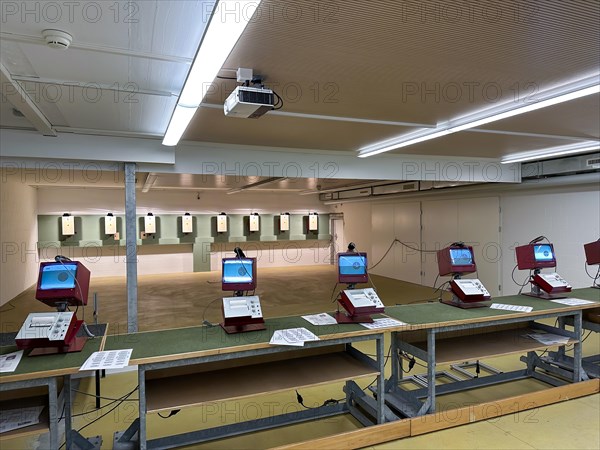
[358,78,599,158]
[162,0,262,146]
[141,173,158,193]
[500,143,600,164]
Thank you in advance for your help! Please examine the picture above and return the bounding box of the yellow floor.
[1,266,599,449]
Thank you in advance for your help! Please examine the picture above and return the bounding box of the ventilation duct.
[521,152,600,179]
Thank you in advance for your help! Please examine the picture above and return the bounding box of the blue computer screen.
[449,248,473,266]
[339,254,367,276]
[39,263,77,290]
[222,259,254,284]
[534,244,554,261]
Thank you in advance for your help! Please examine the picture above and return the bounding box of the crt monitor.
[437,245,477,276]
[584,240,600,266]
[338,252,368,284]
[35,261,90,308]
[222,257,257,292]
[515,243,556,270]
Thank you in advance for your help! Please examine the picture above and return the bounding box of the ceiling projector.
[224,86,275,118]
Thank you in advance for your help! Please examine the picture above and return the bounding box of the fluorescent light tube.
[359,81,599,158]
[162,1,262,146]
[501,143,600,164]
[162,105,198,147]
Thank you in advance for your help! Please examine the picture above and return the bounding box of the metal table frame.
[544,315,600,379]
[114,333,387,450]
[385,309,584,417]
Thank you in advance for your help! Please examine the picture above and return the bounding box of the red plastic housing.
[515,243,556,270]
[437,246,477,276]
[35,261,90,308]
[584,240,600,266]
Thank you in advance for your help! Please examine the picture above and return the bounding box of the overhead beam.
[0,62,56,136]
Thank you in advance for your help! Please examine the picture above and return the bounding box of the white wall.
[36,187,331,215]
[500,188,600,295]
[0,169,39,305]
[337,182,598,297]
[334,202,372,256]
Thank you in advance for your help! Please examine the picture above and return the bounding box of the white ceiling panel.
[1,0,599,166]
[32,84,175,133]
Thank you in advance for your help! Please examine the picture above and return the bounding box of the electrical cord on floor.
[295,390,340,409]
[158,409,181,419]
[297,345,394,407]
[58,385,138,436]
[0,302,15,312]
[70,388,139,402]
[59,387,139,420]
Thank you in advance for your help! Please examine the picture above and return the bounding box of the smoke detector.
[42,29,73,50]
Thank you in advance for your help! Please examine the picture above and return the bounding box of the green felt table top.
[384,288,600,329]
[0,333,105,384]
[102,314,384,365]
[4,289,598,378]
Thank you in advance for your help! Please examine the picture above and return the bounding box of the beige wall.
[0,169,39,306]
[334,202,372,255]
[335,182,599,296]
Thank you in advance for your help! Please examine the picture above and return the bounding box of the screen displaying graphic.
[534,244,554,261]
[39,263,77,290]
[450,248,473,266]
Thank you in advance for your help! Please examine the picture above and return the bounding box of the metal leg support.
[63,376,102,450]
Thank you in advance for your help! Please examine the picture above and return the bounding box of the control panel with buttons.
[339,288,385,315]
[16,311,75,342]
[223,296,263,319]
[534,272,572,293]
[450,278,491,303]
[220,295,266,333]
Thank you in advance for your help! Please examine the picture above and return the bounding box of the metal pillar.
[124,163,138,333]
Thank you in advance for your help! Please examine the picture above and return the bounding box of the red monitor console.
[584,240,600,288]
[437,245,491,309]
[334,251,385,323]
[515,242,571,299]
[220,256,265,333]
[515,243,556,270]
[584,240,600,266]
[16,260,91,355]
[35,261,90,308]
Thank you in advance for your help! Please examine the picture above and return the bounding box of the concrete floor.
[1,265,599,449]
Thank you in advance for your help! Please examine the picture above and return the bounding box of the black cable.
[511,264,531,295]
[329,282,340,303]
[59,386,138,448]
[563,330,593,352]
[201,297,222,325]
[396,240,439,254]
[368,239,438,273]
[584,262,600,281]
[58,386,138,426]
[272,90,284,110]
[368,240,396,271]
[216,75,237,80]
[70,389,139,402]
[158,409,180,419]
[0,302,15,312]
[400,351,427,369]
